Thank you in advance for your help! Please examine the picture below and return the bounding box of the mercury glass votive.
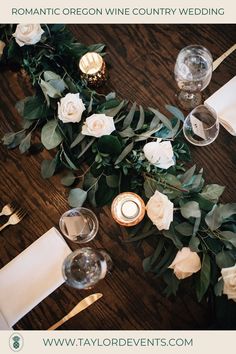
[111,192,146,227]
[79,52,107,87]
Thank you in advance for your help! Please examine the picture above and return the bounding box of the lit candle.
[79,52,107,87]
[111,192,145,227]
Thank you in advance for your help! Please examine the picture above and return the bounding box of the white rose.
[221,264,236,302]
[169,247,201,280]
[146,190,174,230]
[58,93,85,124]
[82,114,115,138]
[13,24,44,47]
[143,140,175,169]
[0,40,6,58]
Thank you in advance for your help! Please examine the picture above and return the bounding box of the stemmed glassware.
[62,247,112,289]
[175,45,213,110]
[183,104,220,146]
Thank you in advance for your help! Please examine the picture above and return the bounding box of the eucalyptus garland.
[1,24,236,305]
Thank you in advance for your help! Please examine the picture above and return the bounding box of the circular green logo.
[9,333,24,352]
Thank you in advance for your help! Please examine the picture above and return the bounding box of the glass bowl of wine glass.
[175,45,213,110]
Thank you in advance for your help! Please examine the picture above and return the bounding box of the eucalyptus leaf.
[41,155,58,179]
[70,133,85,149]
[2,132,18,146]
[135,105,145,131]
[205,204,236,231]
[178,165,196,184]
[219,231,236,248]
[49,79,67,93]
[62,150,78,170]
[61,172,76,186]
[106,92,116,101]
[87,186,98,207]
[19,133,31,154]
[41,120,63,150]
[149,108,173,131]
[175,222,193,236]
[23,96,48,120]
[165,104,185,122]
[189,236,201,252]
[119,127,135,138]
[68,188,87,207]
[87,43,105,53]
[215,251,235,268]
[144,177,161,198]
[134,127,162,142]
[40,79,61,99]
[214,278,224,297]
[196,253,211,302]
[186,173,204,192]
[83,172,98,190]
[88,96,93,113]
[193,217,201,236]
[115,141,134,165]
[123,102,136,129]
[44,71,61,81]
[181,201,201,219]
[2,131,26,149]
[200,184,225,203]
[77,138,95,159]
[105,100,125,117]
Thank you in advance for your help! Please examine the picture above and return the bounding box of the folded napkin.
[205,76,236,135]
[0,227,71,327]
[0,311,12,330]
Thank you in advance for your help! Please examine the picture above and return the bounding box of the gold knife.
[213,43,236,71]
[48,293,103,330]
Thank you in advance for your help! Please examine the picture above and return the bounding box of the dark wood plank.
[0,24,236,330]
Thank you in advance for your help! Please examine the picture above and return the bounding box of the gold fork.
[0,208,27,231]
[0,201,18,217]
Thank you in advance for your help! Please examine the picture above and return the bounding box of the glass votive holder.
[111,192,146,227]
[59,207,99,244]
[79,52,107,87]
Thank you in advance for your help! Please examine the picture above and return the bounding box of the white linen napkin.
[0,311,12,330]
[0,227,71,327]
[204,76,236,135]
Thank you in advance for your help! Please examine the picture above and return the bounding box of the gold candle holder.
[111,192,145,227]
[79,52,107,87]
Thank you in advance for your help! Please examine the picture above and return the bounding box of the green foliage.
[196,253,211,302]
[68,188,87,207]
[2,24,236,304]
[41,120,63,150]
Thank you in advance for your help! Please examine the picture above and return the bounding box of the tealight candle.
[111,192,145,227]
[79,52,107,87]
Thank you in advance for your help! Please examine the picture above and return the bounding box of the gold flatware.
[213,44,236,71]
[0,201,17,217]
[0,208,27,231]
[48,293,103,330]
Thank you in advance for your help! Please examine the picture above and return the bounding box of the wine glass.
[59,207,99,244]
[175,45,213,110]
[62,247,112,289]
[183,105,220,146]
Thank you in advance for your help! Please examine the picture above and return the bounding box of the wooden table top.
[0,24,236,330]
